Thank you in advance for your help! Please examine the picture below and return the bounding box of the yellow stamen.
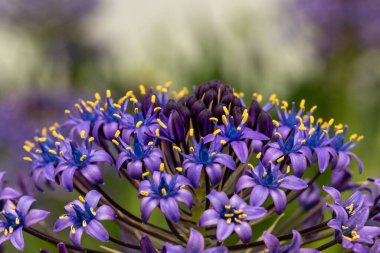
[155,128,160,137]
[82,220,87,228]
[15,218,20,225]
[142,172,150,178]
[126,147,132,151]
[237,126,242,131]
[220,140,227,145]
[275,132,282,139]
[23,157,33,162]
[79,155,87,162]
[248,163,254,170]
[213,129,221,136]
[90,208,96,216]
[234,209,243,214]
[328,118,335,126]
[286,165,291,174]
[9,204,16,210]
[300,99,306,110]
[234,218,242,224]
[48,149,57,155]
[71,226,76,234]
[210,152,216,157]
[59,151,64,157]
[80,130,86,139]
[106,89,111,98]
[189,128,194,137]
[139,85,146,95]
[209,117,218,122]
[114,130,121,138]
[148,141,154,146]
[173,146,182,152]
[277,156,285,163]
[224,213,234,218]
[278,179,284,183]
[55,141,60,146]
[161,188,167,196]
[308,128,315,135]
[165,81,172,87]
[154,106,161,112]
[157,119,167,129]
[222,115,229,125]
[226,218,232,224]
[336,129,344,135]
[140,191,149,197]
[78,195,85,203]
[357,135,364,141]
[223,106,229,116]
[136,121,143,128]
[94,92,101,101]
[59,215,68,220]
[310,105,317,113]
[4,229,8,236]
[113,103,121,109]
[349,134,358,141]
[113,114,121,119]
[176,167,183,173]
[189,147,194,152]
[309,115,315,124]
[239,214,247,219]
[64,109,71,114]
[159,163,165,172]
[112,139,120,146]
[151,95,156,103]
[272,120,280,127]
[256,152,262,159]
[9,226,13,234]
[224,205,231,210]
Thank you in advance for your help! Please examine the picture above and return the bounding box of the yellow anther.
[156,85,162,91]
[148,141,154,146]
[136,121,143,128]
[139,85,146,95]
[220,140,227,145]
[336,129,344,135]
[154,107,161,112]
[4,229,8,236]
[79,155,87,162]
[357,136,364,141]
[55,142,61,146]
[9,204,16,210]
[346,204,354,212]
[253,93,263,103]
[151,95,156,103]
[277,156,285,163]
[112,139,120,146]
[176,167,183,173]
[140,191,149,197]
[300,99,306,110]
[161,188,167,196]
[82,220,87,228]
[189,147,194,152]
[142,172,150,178]
[59,151,64,157]
[310,105,317,113]
[78,195,85,203]
[237,126,242,131]
[209,117,218,122]
[286,165,291,174]
[113,103,121,109]
[106,89,111,98]
[299,123,307,130]
[277,179,284,183]
[180,185,186,189]
[309,116,315,124]
[239,214,247,219]
[23,145,32,152]
[41,128,47,136]
[157,119,167,129]
[213,129,221,136]
[155,128,160,137]
[35,149,42,154]
[272,120,280,127]
[328,118,335,126]
[69,204,73,208]
[94,92,101,101]
[90,208,96,216]
[256,152,262,159]
[350,134,358,141]
[71,226,76,234]
[48,150,57,155]
[222,115,229,125]
[173,146,182,152]
[225,205,231,210]
[282,100,289,108]
[15,218,20,225]
[64,109,71,114]
[223,106,229,116]
[248,163,254,170]
[234,218,242,224]
[275,132,282,139]
[38,137,47,142]
[224,213,234,218]
[308,128,315,135]
[234,209,243,214]
[241,113,248,125]
[210,152,216,157]
[159,163,165,172]
[189,128,194,137]
[118,96,127,104]
[59,215,68,220]
[80,130,86,139]
[113,113,122,119]
[114,130,121,138]
[226,218,232,224]
[126,147,132,151]
[9,226,13,234]
[134,108,139,114]
[335,124,343,130]
[126,90,134,98]
[301,139,307,144]
[263,171,268,177]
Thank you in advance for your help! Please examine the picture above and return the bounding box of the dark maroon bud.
[220,94,234,105]
[168,110,189,143]
[257,111,274,138]
[299,182,321,211]
[163,99,179,117]
[185,96,197,108]
[197,109,213,136]
[231,97,242,107]
[203,89,218,108]
[140,236,156,253]
[247,99,262,129]
[191,100,206,117]
[212,104,226,121]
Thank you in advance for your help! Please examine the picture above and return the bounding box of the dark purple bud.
[212,104,226,121]
[141,91,158,117]
[247,99,262,129]
[220,94,234,106]
[299,182,321,210]
[163,99,179,117]
[191,100,206,118]
[231,106,243,126]
[140,236,156,253]
[197,109,213,136]
[257,111,274,138]
[57,243,68,253]
[331,168,353,191]
[168,110,190,143]
[203,90,218,108]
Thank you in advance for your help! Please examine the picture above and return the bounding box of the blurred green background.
[0,0,379,252]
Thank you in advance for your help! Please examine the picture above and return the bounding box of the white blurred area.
[0,0,314,96]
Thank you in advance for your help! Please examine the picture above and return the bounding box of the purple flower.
[329,127,364,173]
[263,230,320,253]
[206,109,269,163]
[53,190,115,249]
[235,162,307,214]
[199,190,266,243]
[140,235,157,253]
[40,242,68,253]
[299,181,321,211]
[0,172,21,201]
[163,228,228,253]
[0,196,50,251]
[138,171,192,223]
[181,136,236,187]
[55,134,113,192]
[263,128,311,177]
[115,135,163,179]
[323,186,364,217]
[327,206,380,250]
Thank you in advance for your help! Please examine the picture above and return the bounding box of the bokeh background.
[0,0,379,252]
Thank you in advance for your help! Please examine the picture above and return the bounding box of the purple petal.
[140,198,159,223]
[216,219,234,242]
[17,195,36,216]
[10,228,24,251]
[84,190,102,209]
[116,154,129,173]
[234,222,252,243]
[335,151,350,170]
[0,187,21,200]
[90,150,113,164]
[347,151,363,174]
[250,185,269,207]
[186,228,204,252]
[140,236,157,253]
[85,219,109,242]
[57,242,69,253]
[199,209,220,227]
[214,154,236,170]
[207,190,229,212]
[263,231,280,253]
[53,217,75,232]
[95,205,115,221]
[288,153,307,177]
[280,176,308,190]
[322,186,342,204]
[69,227,84,249]
[235,175,256,193]
[243,206,267,220]
[103,122,118,140]
[160,198,180,223]
[231,141,248,163]
[270,189,287,214]
[163,244,185,253]
[61,167,77,192]
[127,160,143,179]
[186,164,203,188]
[262,148,284,165]
[81,164,103,185]
[229,194,246,209]
[204,247,228,253]
[174,189,193,209]
[314,148,330,173]
[241,128,269,141]
[205,164,222,185]
[24,209,50,227]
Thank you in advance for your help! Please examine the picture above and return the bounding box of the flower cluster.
[0,80,377,252]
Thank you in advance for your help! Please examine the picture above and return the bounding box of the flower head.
[199,190,266,243]
[53,190,115,249]
[0,196,50,251]
[138,171,192,223]
[236,161,307,214]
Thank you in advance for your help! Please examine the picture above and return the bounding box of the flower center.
[221,205,247,224]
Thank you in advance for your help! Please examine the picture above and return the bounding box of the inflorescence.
[0,80,377,252]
